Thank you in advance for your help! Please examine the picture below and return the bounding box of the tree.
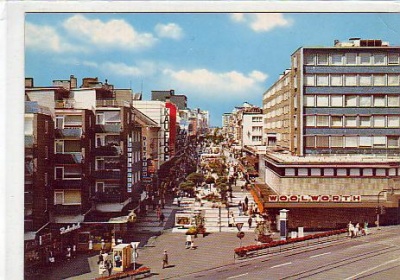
[179,180,196,197]
[186,173,205,186]
[205,176,215,185]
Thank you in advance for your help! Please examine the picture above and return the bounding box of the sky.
[25,12,400,126]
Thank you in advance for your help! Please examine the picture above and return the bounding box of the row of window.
[304,52,400,66]
[285,167,400,177]
[265,119,290,129]
[304,94,400,107]
[304,73,400,87]
[305,115,400,128]
[252,117,263,122]
[263,77,290,99]
[304,135,400,148]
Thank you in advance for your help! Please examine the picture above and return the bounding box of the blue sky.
[25,13,400,126]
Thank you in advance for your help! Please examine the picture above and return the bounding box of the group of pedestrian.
[97,250,113,276]
[156,205,166,224]
[348,221,368,238]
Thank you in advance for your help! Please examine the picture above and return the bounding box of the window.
[331,95,343,107]
[96,158,105,170]
[363,168,373,176]
[388,75,400,86]
[359,75,372,86]
[373,53,386,65]
[337,168,347,176]
[331,136,343,148]
[317,53,328,65]
[345,116,357,127]
[373,136,386,147]
[63,190,81,205]
[304,54,315,65]
[298,168,308,176]
[388,96,400,107]
[359,53,372,64]
[373,96,386,107]
[304,75,315,86]
[388,53,399,64]
[64,140,80,153]
[316,115,329,127]
[316,75,329,86]
[45,120,49,134]
[305,136,315,147]
[376,169,386,176]
[387,136,400,148]
[55,141,63,153]
[350,168,360,176]
[360,116,371,127]
[55,167,63,179]
[331,116,343,127]
[331,54,343,65]
[345,53,357,65]
[55,116,64,129]
[324,168,334,176]
[54,192,63,205]
[285,168,296,176]
[330,75,343,86]
[96,182,105,192]
[344,75,357,86]
[345,136,358,147]
[359,136,372,147]
[345,95,357,107]
[373,75,386,86]
[387,116,400,127]
[316,136,329,147]
[373,116,386,127]
[316,95,329,107]
[359,96,372,107]
[311,168,321,176]
[96,113,105,125]
[304,95,315,107]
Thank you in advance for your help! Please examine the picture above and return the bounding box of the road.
[170,227,400,280]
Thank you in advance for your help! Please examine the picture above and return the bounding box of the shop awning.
[108,212,136,224]
[53,214,84,224]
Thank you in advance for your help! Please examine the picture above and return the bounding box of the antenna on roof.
[141,79,143,94]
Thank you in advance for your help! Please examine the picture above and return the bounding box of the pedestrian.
[248,216,253,228]
[190,240,196,250]
[244,196,249,207]
[355,223,360,237]
[105,259,113,276]
[348,221,353,237]
[97,251,104,264]
[177,196,182,207]
[162,250,169,269]
[186,234,192,249]
[160,212,165,223]
[72,244,76,258]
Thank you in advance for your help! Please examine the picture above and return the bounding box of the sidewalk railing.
[234,229,348,260]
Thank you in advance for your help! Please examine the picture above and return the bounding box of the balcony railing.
[54,179,83,188]
[55,153,83,164]
[55,99,75,109]
[96,99,131,108]
[93,145,122,156]
[95,124,122,133]
[93,170,121,179]
[55,128,83,138]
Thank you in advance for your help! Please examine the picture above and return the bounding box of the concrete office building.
[259,38,400,230]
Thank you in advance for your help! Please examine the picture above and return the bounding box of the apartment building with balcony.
[259,38,400,230]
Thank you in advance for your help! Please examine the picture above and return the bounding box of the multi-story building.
[242,109,264,147]
[151,89,188,110]
[259,38,400,230]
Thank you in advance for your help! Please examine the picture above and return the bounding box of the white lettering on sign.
[60,222,81,234]
[268,195,362,203]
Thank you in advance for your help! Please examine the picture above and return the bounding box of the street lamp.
[376,187,394,230]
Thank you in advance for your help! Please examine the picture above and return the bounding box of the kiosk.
[112,243,132,272]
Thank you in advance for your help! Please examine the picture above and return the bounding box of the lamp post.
[376,187,394,230]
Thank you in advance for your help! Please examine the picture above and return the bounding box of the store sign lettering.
[268,195,361,203]
[60,222,81,234]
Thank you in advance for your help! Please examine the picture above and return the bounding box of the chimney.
[25,78,34,88]
[70,75,77,89]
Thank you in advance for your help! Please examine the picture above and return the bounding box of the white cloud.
[155,23,183,40]
[63,15,157,50]
[25,22,77,52]
[163,68,268,97]
[231,13,292,32]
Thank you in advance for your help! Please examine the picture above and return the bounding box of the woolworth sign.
[268,195,362,203]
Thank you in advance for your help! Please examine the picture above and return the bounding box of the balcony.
[55,99,75,109]
[55,128,83,139]
[54,179,83,189]
[55,153,83,164]
[93,170,121,179]
[95,124,122,133]
[93,145,122,156]
[96,99,131,108]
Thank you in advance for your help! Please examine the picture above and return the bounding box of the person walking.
[105,259,113,276]
[160,212,165,223]
[186,234,192,249]
[162,250,169,269]
[244,196,249,207]
[248,216,253,228]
